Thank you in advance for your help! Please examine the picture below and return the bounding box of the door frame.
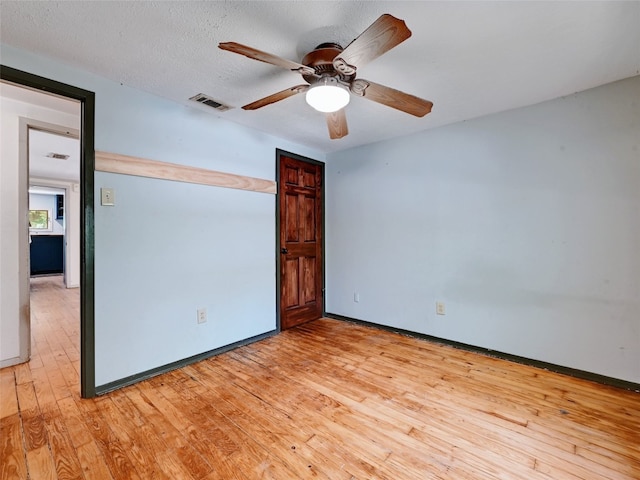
[1,65,96,398]
[275,149,326,331]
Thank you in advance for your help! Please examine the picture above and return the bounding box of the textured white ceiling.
[29,129,80,183]
[1,1,639,153]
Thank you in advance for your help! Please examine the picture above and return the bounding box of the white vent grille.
[189,93,232,112]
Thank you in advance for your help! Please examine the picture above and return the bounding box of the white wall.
[2,44,324,386]
[326,76,640,383]
[0,94,79,366]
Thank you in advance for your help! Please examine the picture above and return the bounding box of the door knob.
[281,248,288,254]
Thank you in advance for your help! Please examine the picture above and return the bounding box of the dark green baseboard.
[95,329,278,395]
[325,313,640,392]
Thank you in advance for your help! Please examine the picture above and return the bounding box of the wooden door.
[278,152,324,330]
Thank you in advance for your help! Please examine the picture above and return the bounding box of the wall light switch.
[436,302,446,315]
[101,187,115,206]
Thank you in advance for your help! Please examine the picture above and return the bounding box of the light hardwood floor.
[1,276,639,479]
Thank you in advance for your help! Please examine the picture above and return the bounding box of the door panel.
[302,196,316,242]
[279,152,324,330]
[283,258,299,308]
[285,193,299,241]
[302,256,316,304]
[302,168,316,188]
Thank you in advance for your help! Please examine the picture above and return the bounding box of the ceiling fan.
[219,14,433,140]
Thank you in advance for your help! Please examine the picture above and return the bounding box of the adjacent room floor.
[1,276,639,479]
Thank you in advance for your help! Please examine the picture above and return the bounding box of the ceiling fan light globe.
[306,84,350,113]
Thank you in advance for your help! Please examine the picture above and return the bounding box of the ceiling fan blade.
[219,42,315,76]
[354,79,433,117]
[326,109,348,139]
[242,85,309,110]
[333,14,412,75]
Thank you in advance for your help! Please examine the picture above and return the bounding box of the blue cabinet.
[30,235,64,275]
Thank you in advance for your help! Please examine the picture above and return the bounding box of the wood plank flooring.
[1,276,639,479]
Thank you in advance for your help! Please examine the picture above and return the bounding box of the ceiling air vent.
[189,93,232,112]
[46,152,70,160]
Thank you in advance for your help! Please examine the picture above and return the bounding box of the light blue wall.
[94,174,276,383]
[2,44,324,386]
[326,76,640,383]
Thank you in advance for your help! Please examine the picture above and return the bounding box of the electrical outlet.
[197,308,207,324]
[436,302,446,315]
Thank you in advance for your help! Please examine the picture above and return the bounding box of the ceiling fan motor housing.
[301,43,355,85]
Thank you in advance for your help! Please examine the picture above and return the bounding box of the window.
[29,209,51,231]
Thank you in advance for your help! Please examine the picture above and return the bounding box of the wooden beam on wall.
[95,151,277,194]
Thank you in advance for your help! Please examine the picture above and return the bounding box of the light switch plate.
[101,187,115,206]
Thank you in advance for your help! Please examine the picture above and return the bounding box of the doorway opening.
[0,66,96,398]
[28,126,81,287]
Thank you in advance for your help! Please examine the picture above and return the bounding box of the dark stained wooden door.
[278,152,324,330]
